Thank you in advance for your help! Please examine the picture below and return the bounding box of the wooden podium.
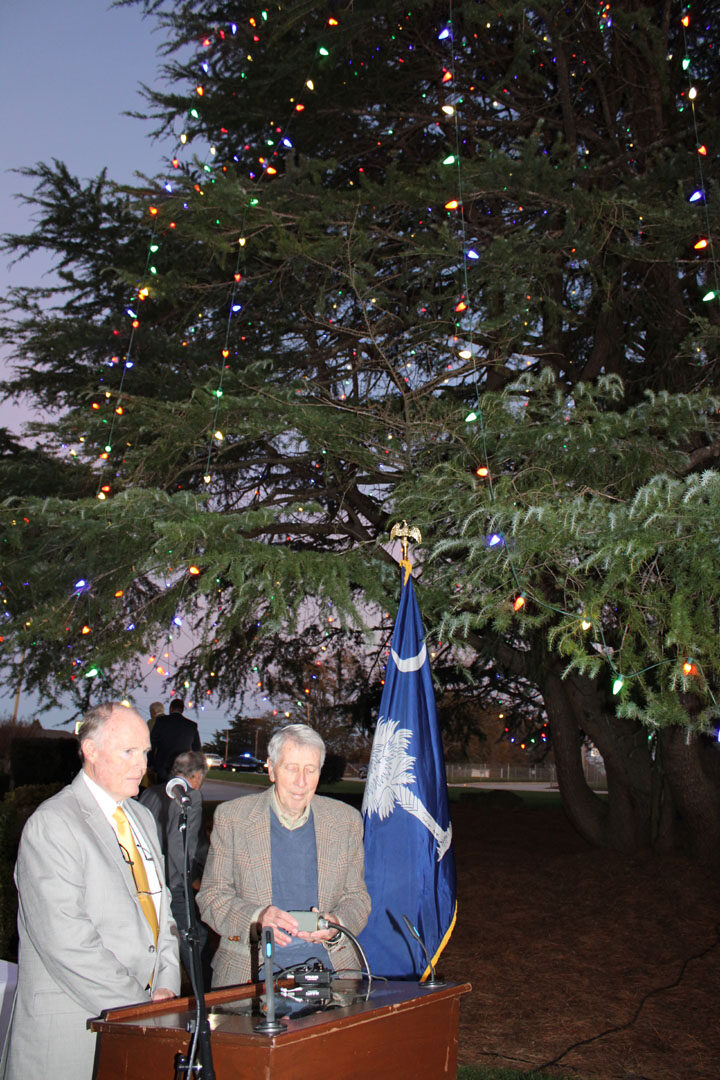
[90,979,471,1079]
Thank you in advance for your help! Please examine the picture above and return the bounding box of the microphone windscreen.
[165,776,189,800]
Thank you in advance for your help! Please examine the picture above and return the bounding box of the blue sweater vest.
[270,807,330,972]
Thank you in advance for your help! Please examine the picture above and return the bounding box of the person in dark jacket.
[139,749,210,982]
[149,699,201,783]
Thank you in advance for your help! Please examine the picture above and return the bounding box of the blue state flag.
[358,565,456,979]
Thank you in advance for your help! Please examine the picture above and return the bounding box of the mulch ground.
[440,797,720,1080]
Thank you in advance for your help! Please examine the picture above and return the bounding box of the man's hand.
[295,907,339,944]
[258,904,299,946]
[151,987,177,1002]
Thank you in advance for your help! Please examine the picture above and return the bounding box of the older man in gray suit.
[140,749,210,982]
[198,724,370,986]
[2,702,180,1080]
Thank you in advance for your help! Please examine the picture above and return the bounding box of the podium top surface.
[91,979,472,1046]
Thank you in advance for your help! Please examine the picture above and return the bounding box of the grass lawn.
[206,767,269,786]
[205,768,569,811]
[201,768,714,1078]
[457,1069,571,1079]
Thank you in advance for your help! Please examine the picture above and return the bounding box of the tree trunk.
[659,727,720,867]
[542,666,609,848]
[485,637,704,859]
[541,659,677,853]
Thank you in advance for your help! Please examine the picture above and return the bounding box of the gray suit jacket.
[139,783,208,898]
[2,771,180,1080]
[197,789,370,986]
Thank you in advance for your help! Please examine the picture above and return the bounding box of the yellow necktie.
[113,806,159,945]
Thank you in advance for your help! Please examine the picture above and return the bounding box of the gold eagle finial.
[389,520,422,561]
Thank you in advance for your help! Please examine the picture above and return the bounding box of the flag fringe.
[420,900,457,982]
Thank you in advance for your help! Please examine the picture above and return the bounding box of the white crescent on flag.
[390,643,427,672]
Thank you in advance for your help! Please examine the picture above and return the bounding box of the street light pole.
[11,653,25,723]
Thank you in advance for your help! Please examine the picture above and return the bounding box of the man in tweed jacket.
[197,724,370,986]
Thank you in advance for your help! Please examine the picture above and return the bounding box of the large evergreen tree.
[1,1,719,855]
[394,372,720,859]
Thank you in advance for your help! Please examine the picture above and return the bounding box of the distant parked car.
[220,753,268,773]
[205,753,224,769]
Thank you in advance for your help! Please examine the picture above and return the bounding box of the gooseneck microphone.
[165,776,191,805]
[401,914,446,988]
[316,917,373,999]
[253,927,285,1034]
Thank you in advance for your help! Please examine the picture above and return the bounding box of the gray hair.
[170,750,209,780]
[267,723,326,768]
[77,702,141,757]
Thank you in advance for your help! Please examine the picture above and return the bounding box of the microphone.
[401,914,446,988]
[317,917,373,997]
[165,776,191,805]
[253,927,285,1034]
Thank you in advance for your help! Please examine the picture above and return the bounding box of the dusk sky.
[0,0,170,429]
[0,1,228,742]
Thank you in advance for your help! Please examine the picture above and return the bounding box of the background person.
[197,723,370,986]
[140,750,210,983]
[148,700,165,734]
[2,702,180,1080]
[149,698,201,783]
[140,700,166,789]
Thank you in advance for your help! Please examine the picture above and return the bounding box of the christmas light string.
[72,19,285,691]
[21,8,717,721]
[88,10,343,710]
[607,6,718,704]
[196,15,334,486]
[66,64,216,690]
[456,6,718,707]
[679,10,719,306]
[438,6,484,419]
[183,14,343,715]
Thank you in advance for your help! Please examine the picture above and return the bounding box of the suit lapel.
[246,792,273,902]
[312,798,334,911]
[241,791,334,906]
[71,774,159,945]
[71,772,131,888]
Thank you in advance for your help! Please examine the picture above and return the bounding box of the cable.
[533,922,720,1073]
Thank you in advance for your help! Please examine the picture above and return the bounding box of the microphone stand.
[172,793,215,1080]
[253,928,285,1034]
[401,914,446,988]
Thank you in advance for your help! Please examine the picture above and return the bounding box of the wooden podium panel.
[91,979,471,1079]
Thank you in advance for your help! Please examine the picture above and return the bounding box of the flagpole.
[360,520,457,982]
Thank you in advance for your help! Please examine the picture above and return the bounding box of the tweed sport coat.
[197,788,371,986]
[2,771,180,1080]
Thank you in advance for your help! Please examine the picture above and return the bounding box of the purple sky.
[0,1,231,742]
